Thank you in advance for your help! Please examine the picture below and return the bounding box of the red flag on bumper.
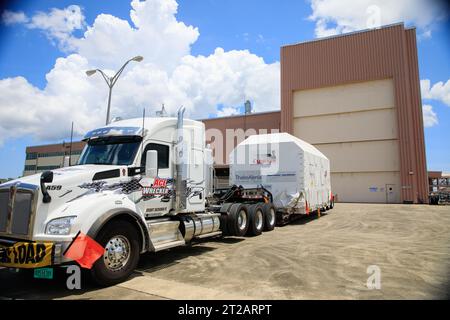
[64,232,105,269]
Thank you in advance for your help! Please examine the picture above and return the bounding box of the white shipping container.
[230,133,332,214]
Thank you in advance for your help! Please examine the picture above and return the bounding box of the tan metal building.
[280,23,428,204]
[202,111,281,187]
[24,141,85,176]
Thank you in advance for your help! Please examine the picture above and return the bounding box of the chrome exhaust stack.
[175,106,187,213]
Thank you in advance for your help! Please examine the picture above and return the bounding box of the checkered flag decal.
[79,178,143,194]
[121,179,143,194]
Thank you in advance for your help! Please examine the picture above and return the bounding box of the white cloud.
[73,0,199,71]
[421,79,432,99]
[217,107,241,117]
[308,0,448,38]
[422,104,438,128]
[0,0,280,144]
[27,5,86,51]
[421,79,450,107]
[1,10,29,25]
[0,55,101,143]
[1,6,86,51]
[256,34,265,43]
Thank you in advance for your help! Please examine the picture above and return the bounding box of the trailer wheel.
[247,204,265,236]
[228,203,249,237]
[91,220,140,286]
[262,203,276,231]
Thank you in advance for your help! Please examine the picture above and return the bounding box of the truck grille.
[0,182,38,240]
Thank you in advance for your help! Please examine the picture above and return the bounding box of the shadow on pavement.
[0,236,245,300]
[0,267,95,300]
[136,236,244,273]
[277,210,329,226]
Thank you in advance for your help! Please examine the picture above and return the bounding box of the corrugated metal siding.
[202,112,281,166]
[281,24,428,203]
[405,29,428,203]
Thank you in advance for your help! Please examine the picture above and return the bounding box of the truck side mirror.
[145,150,158,178]
[40,171,54,203]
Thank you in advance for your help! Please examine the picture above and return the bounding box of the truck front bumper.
[0,238,70,269]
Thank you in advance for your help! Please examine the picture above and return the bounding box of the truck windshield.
[78,136,142,166]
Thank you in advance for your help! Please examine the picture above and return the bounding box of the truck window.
[141,143,169,169]
[78,136,142,166]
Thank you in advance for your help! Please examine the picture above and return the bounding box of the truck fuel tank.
[180,214,221,242]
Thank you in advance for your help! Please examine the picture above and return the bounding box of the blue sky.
[0,0,449,178]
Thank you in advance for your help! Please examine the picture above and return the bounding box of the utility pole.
[69,121,74,166]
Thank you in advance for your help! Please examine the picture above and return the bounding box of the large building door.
[292,79,401,203]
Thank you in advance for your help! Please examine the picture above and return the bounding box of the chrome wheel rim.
[237,210,247,231]
[256,210,263,230]
[269,208,275,226]
[104,235,131,272]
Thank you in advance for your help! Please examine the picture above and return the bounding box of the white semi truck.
[0,108,334,285]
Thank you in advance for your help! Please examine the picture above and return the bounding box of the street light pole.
[106,86,113,127]
[86,56,144,125]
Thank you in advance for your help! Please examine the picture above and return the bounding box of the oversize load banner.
[0,242,54,268]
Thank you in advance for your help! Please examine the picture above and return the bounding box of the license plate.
[0,242,54,269]
[34,267,54,279]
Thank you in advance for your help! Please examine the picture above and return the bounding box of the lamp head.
[132,56,144,62]
[86,69,97,76]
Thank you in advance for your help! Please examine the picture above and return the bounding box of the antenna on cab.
[141,108,145,165]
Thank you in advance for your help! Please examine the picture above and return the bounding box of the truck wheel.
[262,203,276,231]
[228,203,249,237]
[247,204,265,236]
[91,220,140,286]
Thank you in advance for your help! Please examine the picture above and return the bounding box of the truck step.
[153,240,186,252]
[195,231,222,239]
[147,219,185,252]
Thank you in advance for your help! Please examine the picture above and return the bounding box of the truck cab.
[78,114,210,216]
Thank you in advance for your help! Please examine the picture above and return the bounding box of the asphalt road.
[1,203,449,300]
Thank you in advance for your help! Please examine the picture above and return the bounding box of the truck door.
[138,142,173,217]
[184,126,206,211]
[188,149,204,205]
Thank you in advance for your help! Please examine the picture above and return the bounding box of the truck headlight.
[45,216,77,235]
